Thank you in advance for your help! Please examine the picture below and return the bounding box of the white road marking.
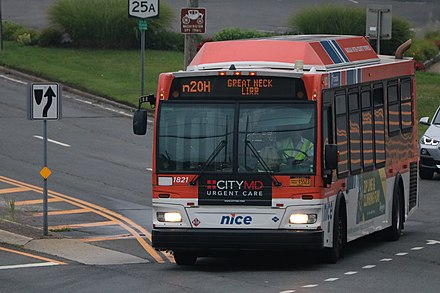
[64,93,133,117]
[411,247,424,251]
[395,252,408,256]
[74,98,93,105]
[0,74,27,85]
[278,239,433,293]
[101,106,132,117]
[33,136,71,148]
[302,284,318,288]
[348,0,359,3]
[0,262,60,270]
[146,168,153,172]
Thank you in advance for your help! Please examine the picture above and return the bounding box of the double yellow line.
[0,175,173,263]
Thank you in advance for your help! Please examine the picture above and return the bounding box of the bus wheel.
[383,187,403,241]
[323,201,346,264]
[173,251,197,265]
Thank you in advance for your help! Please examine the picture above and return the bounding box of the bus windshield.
[157,102,315,174]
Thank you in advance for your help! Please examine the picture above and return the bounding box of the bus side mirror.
[133,109,148,135]
[325,144,338,170]
[133,94,154,135]
[323,144,338,185]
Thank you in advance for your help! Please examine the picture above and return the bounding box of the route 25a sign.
[27,83,62,120]
[128,0,159,19]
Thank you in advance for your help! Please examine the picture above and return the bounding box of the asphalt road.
[1,70,440,292]
[2,0,440,36]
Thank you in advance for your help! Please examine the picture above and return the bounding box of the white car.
[419,106,440,179]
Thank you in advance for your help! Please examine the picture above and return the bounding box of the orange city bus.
[133,35,419,265]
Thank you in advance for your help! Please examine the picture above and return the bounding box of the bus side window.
[348,90,361,174]
[400,78,413,132]
[361,87,374,171]
[335,91,349,177]
[387,80,400,136]
[373,84,386,167]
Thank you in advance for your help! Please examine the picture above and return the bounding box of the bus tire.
[383,186,403,241]
[173,251,197,265]
[323,196,346,264]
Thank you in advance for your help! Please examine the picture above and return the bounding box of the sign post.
[128,0,159,96]
[27,83,62,236]
[366,5,392,55]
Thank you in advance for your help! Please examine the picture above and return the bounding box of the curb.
[0,228,149,265]
[0,229,33,246]
[423,52,440,69]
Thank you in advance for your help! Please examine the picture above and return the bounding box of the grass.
[1,198,17,222]
[0,41,439,136]
[0,41,184,106]
[49,227,72,232]
[415,71,440,136]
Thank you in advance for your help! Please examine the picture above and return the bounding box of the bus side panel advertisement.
[355,169,387,223]
[198,175,272,206]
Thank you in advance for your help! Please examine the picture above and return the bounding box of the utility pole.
[0,0,3,50]
[184,0,199,69]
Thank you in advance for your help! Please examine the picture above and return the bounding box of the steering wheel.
[278,148,308,164]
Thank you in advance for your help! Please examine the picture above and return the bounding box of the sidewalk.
[0,219,149,265]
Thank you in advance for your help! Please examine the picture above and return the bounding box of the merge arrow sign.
[28,83,62,120]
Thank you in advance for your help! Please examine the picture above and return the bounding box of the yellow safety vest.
[279,137,313,161]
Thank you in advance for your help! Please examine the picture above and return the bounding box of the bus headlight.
[157,212,182,222]
[289,213,317,224]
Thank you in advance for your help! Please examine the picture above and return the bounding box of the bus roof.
[188,35,392,72]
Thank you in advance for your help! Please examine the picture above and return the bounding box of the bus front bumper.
[152,228,324,251]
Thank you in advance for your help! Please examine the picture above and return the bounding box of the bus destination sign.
[170,76,305,99]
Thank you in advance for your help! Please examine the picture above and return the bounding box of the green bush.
[288,5,413,55]
[147,30,185,51]
[288,5,365,35]
[38,28,64,47]
[424,30,440,49]
[48,0,175,49]
[425,30,440,41]
[405,38,439,61]
[213,28,277,41]
[2,21,39,44]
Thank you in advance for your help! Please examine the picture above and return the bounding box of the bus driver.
[276,129,313,165]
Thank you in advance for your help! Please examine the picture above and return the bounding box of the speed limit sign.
[128,0,159,19]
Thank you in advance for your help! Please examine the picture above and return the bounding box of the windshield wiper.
[245,140,282,187]
[189,140,227,186]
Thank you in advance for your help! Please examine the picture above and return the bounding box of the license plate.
[290,177,311,187]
